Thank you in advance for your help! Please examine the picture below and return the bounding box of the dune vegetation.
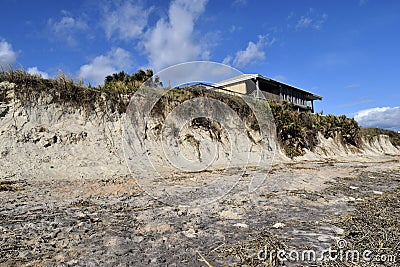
[1,68,399,159]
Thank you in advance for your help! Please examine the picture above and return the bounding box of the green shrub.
[101,69,162,92]
[361,127,400,147]
[269,101,362,158]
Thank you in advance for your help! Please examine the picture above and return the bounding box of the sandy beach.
[1,157,399,266]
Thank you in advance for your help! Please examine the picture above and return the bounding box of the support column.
[256,79,260,99]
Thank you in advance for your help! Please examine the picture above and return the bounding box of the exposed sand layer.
[1,81,398,182]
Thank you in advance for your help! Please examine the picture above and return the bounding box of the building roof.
[213,74,322,101]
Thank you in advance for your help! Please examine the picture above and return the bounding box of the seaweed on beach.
[318,170,400,267]
[329,188,400,266]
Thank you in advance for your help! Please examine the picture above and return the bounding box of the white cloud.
[273,75,286,82]
[222,55,233,66]
[223,35,275,68]
[49,15,87,33]
[296,17,313,28]
[233,41,265,67]
[287,12,294,21]
[47,12,88,46]
[142,0,208,71]
[0,39,17,68]
[102,1,151,41]
[354,106,400,131]
[27,67,49,79]
[295,9,328,30]
[232,0,248,7]
[78,48,132,85]
[229,25,238,33]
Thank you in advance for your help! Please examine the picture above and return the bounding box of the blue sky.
[1,0,399,131]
